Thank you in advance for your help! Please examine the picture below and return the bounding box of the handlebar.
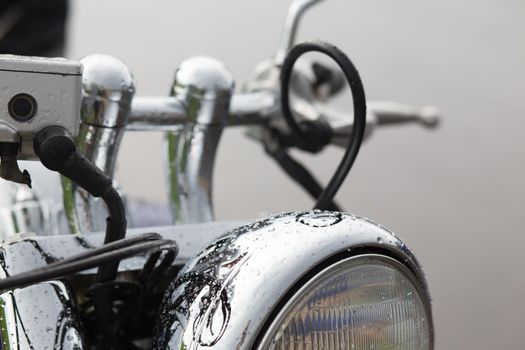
[128,91,279,130]
[322,101,440,148]
[127,91,440,149]
[366,101,440,128]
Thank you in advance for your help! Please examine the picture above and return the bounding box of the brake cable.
[278,40,367,210]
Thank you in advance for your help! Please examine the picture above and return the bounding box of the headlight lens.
[258,254,431,350]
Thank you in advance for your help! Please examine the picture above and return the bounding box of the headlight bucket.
[153,211,433,350]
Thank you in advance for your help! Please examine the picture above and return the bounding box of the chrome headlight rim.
[253,248,434,350]
[153,212,434,350]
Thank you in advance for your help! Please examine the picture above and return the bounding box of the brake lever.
[325,101,441,148]
[367,101,440,128]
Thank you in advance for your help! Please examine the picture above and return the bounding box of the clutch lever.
[324,101,441,148]
[366,101,440,128]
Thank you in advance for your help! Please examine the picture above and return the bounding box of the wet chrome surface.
[62,54,135,234]
[0,163,69,240]
[128,92,278,131]
[80,54,135,129]
[0,282,85,350]
[0,240,86,349]
[0,220,243,349]
[0,220,243,275]
[129,97,187,131]
[153,211,433,350]
[165,56,234,224]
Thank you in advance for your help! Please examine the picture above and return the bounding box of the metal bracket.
[0,156,31,188]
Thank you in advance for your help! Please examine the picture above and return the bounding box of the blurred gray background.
[68,0,524,348]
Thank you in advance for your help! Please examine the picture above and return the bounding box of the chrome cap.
[173,56,234,102]
[80,54,135,127]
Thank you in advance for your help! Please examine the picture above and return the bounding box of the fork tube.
[166,125,223,223]
[62,55,135,233]
[165,57,234,224]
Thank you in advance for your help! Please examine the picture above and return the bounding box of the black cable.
[264,135,341,211]
[137,251,162,284]
[76,236,178,348]
[46,232,162,266]
[101,187,127,243]
[144,250,176,294]
[280,41,367,210]
[94,188,127,345]
[0,237,178,292]
[33,126,127,247]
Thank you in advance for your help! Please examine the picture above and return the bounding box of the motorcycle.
[0,0,440,348]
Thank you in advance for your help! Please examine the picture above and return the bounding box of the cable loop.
[280,40,367,210]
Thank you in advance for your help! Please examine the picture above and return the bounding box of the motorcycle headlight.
[258,254,432,350]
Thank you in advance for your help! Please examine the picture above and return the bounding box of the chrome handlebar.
[127,92,439,143]
[320,101,440,147]
[127,91,279,130]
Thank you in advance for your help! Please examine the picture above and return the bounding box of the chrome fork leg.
[62,55,135,233]
[165,56,234,224]
[166,125,223,223]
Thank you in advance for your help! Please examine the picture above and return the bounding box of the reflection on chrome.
[0,283,85,349]
[154,211,433,350]
[0,235,86,349]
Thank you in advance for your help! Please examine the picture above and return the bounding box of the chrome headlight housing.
[154,211,433,350]
[257,255,431,349]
